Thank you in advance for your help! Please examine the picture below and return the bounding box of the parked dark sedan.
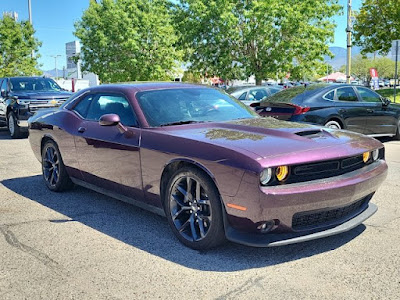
[228,85,282,106]
[253,83,400,139]
[28,83,387,249]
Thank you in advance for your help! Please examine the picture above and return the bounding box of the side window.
[324,90,335,100]
[336,87,358,102]
[73,94,95,118]
[86,94,137,126]
[1,79,8,92]
[248,89,268,101]
[357,87,382,103]
[238,92,247,101]
[269,87,281,95]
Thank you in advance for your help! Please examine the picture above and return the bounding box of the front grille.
[267,149,384,186]
[292,196,370,231]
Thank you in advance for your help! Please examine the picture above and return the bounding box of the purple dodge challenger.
[28,83,387,249]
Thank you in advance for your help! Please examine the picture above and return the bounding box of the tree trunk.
[255,77,262,85]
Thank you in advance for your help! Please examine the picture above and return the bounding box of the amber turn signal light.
[362,152,370,163]
[276,166,289,181]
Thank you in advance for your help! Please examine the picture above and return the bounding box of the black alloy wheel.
[165,167,225,250]
[42,141,73,192]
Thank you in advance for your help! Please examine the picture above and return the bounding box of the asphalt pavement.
[0,128,399,299]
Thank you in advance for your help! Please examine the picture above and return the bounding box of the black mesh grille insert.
[292,196,370,231]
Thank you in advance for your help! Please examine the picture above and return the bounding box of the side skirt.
[70,177,166,217]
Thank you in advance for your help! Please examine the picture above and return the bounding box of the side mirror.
[382,97,391,106]
[1,90,7,98]
[99,113,120,126]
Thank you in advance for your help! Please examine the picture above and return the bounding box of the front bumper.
[225,202,377,247]
[223,159,387,247]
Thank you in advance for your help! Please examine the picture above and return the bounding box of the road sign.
[370,68,378,78]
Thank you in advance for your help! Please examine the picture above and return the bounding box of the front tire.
[164,167,226,250]
[8,112,23,138]
[324,120,342,130]
[42,140,73,192]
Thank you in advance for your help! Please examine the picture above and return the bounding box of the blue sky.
[2,0,362,71]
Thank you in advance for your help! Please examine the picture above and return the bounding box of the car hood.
[161,117,382,166]
[10,91,72,99]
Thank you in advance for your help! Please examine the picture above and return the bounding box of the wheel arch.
[160,158,220,207]
[325,116,345,129]
[40,134,58,154]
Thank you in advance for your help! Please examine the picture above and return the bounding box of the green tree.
[0,15,41,77]
[181,70,202,83]
[353,0,400,55]
[74,0,181,83]
[339,55,395,80]
[175,0,341,85]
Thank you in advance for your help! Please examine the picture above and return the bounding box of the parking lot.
[0,127,399,299]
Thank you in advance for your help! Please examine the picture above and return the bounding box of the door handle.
[78,127,86,133]
[366,109,374,113]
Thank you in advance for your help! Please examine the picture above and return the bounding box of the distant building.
[65,40,82,79]
[2,11,18,21]
[65,40,99,87]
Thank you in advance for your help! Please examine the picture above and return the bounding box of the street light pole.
[346,0,352,84]
[28,0,34,58]
[50,55,62,79]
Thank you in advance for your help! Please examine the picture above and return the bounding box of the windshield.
[10,78,63,92]
[137,88,258,127]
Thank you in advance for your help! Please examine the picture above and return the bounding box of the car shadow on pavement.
[0,127,11,140]
[2,175,366,272]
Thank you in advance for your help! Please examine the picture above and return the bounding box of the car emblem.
[50,100,58,105]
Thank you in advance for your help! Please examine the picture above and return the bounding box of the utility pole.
[28,0,34,58]
[346,0,352,84]
[395,40,399,103]
[50,55,62,79]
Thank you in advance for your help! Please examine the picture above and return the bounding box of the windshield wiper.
[160,120,205,127]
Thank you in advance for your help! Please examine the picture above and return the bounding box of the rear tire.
[42,140,73,192]
[164,166,226,250]
[324,120,342,130]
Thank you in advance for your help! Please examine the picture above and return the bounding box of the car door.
[73,92,144,200]
[334,86,367,134]
[355,87,398,135]
[0,78,8,124]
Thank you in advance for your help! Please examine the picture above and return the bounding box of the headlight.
[276,165,289,182]
[372,149,379,161]
[260,168,272,185]
[362,151,370,163]
[16,99,30,105]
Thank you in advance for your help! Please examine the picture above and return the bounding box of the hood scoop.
[295,129,327,138]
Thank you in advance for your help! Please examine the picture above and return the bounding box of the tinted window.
[137,88,257,127]
[86,94,137,126]
[238,92,247,100]
[1,79,8,91]
[336,87,358,102]
[73,94,95,118]
[249,89,268,101]
[269,87,281,95]
[324,90,335,100]
[357,87,382,103]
